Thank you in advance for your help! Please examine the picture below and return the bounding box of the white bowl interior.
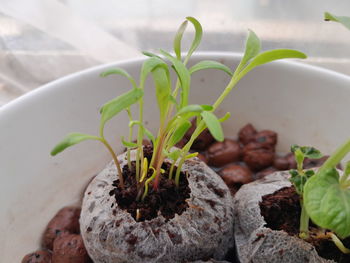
[1,53,350,261]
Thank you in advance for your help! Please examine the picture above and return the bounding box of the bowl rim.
[1,51,350,116]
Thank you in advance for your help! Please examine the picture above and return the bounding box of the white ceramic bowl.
[1,53,350,261]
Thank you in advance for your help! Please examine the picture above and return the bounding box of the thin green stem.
[318,138,350,174]
[99,138,124,188]
[299,201,309,239]
[126,108,133,170]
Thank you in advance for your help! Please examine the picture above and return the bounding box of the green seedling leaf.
[218,112,231,123]
[201,111,224,142]
[185,16,203,63]
[168,120,191,147]
[51,133,100,156]
[174,20,188,60]
[160,50,191,108]
[304,168,350,239]
[325,12,350,31]
[100,88,143,136]
[100,68,137,89]
[144,128,156,146]
[176,104,213,116]
[185,152,198,159]
[140,57,169,88]
[169,94,178,105]
[237,49,307,82]
[142,51,162,59]
[189,60,233,76]
[235,29,261,74]
[121,137,138,148]
[151,66,171,121]
[168,149,182,161]
[289,169,315,195]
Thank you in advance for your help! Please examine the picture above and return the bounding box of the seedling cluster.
[51,18,305,205]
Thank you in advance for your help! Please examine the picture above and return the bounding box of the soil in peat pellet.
[260,186,350,263]
[110,145,191,222]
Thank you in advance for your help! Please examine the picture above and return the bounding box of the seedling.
[51,17,305,204]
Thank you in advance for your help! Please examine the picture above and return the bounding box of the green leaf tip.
[50,133,100,156]
[324,12,350,31]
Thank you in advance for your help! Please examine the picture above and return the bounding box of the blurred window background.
[1,0,350,105]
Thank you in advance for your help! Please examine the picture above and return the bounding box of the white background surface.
[0,0,350,105]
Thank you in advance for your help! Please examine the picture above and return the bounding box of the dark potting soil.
[110,146,191,222]
[260,186,350,263]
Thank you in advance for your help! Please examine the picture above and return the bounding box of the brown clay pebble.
[254,130,277,147]
[273,156,290,170]
[243,141,274,154]
[285,152,297,169]
[238,123,257,145]
[185,120,215,151]
[303,155,329,169]
[52,234,90,263]
[42,207,81,250]
[197,153,208,164]
[22,250,52,263]
[219,164,253,187]
[207,139,242,167]
[255,167,278,180]
[243,148,274,171]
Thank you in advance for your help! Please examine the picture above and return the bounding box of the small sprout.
[136,209,141,221]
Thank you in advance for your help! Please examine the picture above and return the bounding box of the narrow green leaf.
[140,57,168,88]
[142,51,162,59]
[151,66,171,121]
[168,149,182,161]
[176,104,213,116]
[144,128,155,146]
[100,88,143,135]
[189,60,233,76]
[185,17,203,62]
[100,68,137,89]
[121,137,138,148]
[304,168,350,238]
[201,111,224,142]
[174,20,188,60]
[239,49,307,80]
[218,112,231,123]
[186,152,198,159]
[51,133,100,156]
[160,50,191,108]
[168,120,191,147]
[325,12,350,31]
[235,29,261,74]
[168,94,178,105]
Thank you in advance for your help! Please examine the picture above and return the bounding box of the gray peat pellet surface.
[80,150,234,263]
[233,171,333,263]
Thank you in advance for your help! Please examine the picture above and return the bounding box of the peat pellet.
[243,148,274,171]
[219,164,253,187]
[42,207,81,250]
[208,139,242,167]
[238,123,257,145]
[273,156,290,170]
[22,250,52,263]
[52,234,90,263]
[254,130,277,147]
